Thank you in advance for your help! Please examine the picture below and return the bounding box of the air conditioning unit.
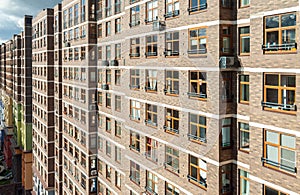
[153,21,166,31]
[219,56,235,69]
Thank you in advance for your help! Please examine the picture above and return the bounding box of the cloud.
[0,0,61,43]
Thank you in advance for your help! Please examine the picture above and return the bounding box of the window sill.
[165,167,180,177]
[239,5,250,9]
[189,97,207,101]
[238,148,250,154]
[165,55,179,58]
[190,139,207,145]
[263,163,297,177]
[165,130,179,136]
[189,180,207,190]
[263,107,296,115]
[145,90,157,94]
[165,93,179,97]
[189,9,207,15]
[146,56,158,59]
[239,53,250,56]
[239,101,249,105]
[165,16,180,21]
[188,54,207,58]
[263,51,297,55]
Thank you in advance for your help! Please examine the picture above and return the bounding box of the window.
[188,0,207,13]
[115,121,121,137]
[240,0,250,7]
[115,146,121,163]
[239,170,249,195]
[115,18,121,33]
[188,113,206,143]
[130,100,141,121]
[165,31,179,56]
[146,0,158,23]
[130,161,140,184]
[146,137,158,162]
[106,93,111,108]
[97,0,103,19]
[263,130,296,173]
[115,43,121,60]
[263,13,296,52]
[106,21,111,36]
[130,131,140,152]
[239,27,250,54]
[115,95,121,112]
[239,122,249,151]
[130,38,140,57]
[106,69,111,84]
[98,46,102,60]
[188,27,207,54]
[188,155,207,188]
[164,108,179,134]
[166,182,180,195]
[105,0,112,17]
[146,171,158,194]
[188,71,207,99]
[165,70,179,95]
[106,164,112,181]
[130,69,140,90]
[221,72,233,102]
[106,117,111,132]
[264,186,288,195]
[165,146,179,173]
[130,5,140,27]
[81,47,86,60]
[106,141,111,156]
[146,70,157,92]
[267,73,297,111]
[97,24,102,38]
[221,118,232,147]
[146,104,157,127]
[115,70,121,85]
[115,171,121,189]
[146,35,158,57]
[81,0,86,22]
[239,75,249,103]
[221,26,232,54]
[106,45,111,60]
[98,92,103,106]
[165,0,179,18]
[115,0,121,14]
[221,164,232,194]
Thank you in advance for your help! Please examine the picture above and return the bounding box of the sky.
[0,0,62,43]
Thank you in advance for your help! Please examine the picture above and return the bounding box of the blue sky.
[0,0,61,43]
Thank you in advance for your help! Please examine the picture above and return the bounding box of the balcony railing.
[145,51,157,57]
[164,50,179,56]
[145,186,158,195]
[164,125,179,134]
[262,42,297,52]
[188,134,206,143]
[188,3,208,13]
[261,157,297,173]
[164,88,179,95]
[129,21,140,27]
[261,101,296,111]
[164,10,180,18]
[145,119,157,127]
[187,174,207,188]
[129,144,140,152]
[187,92,207,99]
[187,48,207,55]
[164,162,180,173]
[129,53,140,58]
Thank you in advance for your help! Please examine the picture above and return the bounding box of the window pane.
[266,131,279,144]
[281,148,295,169]
[266,89,278,103]
[281,29,295,44]
[281,134,295,148]
[281,13,296,27]
[241,36,250,53]
[266,145,279,163]
[266,16,279,29]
